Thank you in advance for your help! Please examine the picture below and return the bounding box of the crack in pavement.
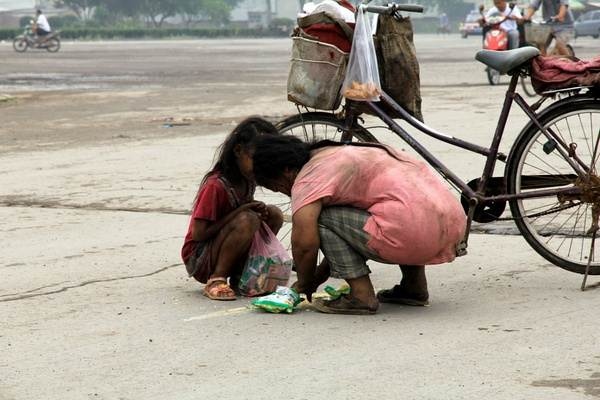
[0,263,180,303]
[0,281,70,298]
[0,198,188,215]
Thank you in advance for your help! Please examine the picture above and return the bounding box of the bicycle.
[519,20,575,96]
[278,2,600,287]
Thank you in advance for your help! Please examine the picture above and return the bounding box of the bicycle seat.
[475,47,540,74]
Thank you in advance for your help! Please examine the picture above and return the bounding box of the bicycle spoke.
[536,201,571,236]
[544,204,580,244]
[576,112,593,162]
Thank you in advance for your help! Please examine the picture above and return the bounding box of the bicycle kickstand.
[581,228,598,292]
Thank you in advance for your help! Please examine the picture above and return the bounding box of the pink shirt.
[291,145,466,265]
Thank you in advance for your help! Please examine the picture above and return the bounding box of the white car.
[575,10,600,38]
[459,10,483,38]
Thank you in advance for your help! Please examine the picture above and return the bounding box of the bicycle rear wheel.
[272,112,377,247]
[276,112,377,143]
[506,97,600,274]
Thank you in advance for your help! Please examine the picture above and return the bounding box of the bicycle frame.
[287,1,600,276]
[341,72,584,222]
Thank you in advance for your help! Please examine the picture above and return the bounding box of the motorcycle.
[482,11,510,85]
[13,23,61,53]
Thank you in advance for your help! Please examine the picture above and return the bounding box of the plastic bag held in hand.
[342,6,381,101]
[238,223,293,297]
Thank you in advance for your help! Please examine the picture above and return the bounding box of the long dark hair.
[252,136,403,188]
[201,116,279,186]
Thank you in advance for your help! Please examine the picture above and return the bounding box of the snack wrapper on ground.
[251,286,301,314]
[324,284,351,299]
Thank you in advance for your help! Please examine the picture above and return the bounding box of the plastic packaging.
[341,6,381,101]
[239,223,293,297]
[251,286,301,314]
[313,0,355,23]
[324,284,351,299]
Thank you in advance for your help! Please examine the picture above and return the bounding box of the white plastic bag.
[341,6,381,101]
[238,223,293,297]
[313,0,355,23]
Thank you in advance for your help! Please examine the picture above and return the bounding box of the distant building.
[0,0,63,27]
[231,0,299,27]
[0,0,56,12]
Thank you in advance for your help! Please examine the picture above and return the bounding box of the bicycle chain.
[494,201,581,221]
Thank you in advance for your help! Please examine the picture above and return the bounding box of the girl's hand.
[243,201,269,220]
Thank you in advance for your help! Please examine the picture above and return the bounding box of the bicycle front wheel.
[506,97,600,274]
[45,38,60,53]
[276,112,377,143]
[487,68,501,85]
[12,38,27,52]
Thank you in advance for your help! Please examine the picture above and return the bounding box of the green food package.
[251,286,301,314]
[324,284,351,300]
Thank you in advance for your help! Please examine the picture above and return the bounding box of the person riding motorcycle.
[32,9,51,44]
[479,0,523,50]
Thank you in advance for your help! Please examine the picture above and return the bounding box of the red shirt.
[181,173,252,262]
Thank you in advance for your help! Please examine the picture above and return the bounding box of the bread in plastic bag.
[341,6,381,101]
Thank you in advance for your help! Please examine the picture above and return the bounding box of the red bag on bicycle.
[296,9,355,52]
[531,55,600,93]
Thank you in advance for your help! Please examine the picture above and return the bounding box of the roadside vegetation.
[1,0,295,40]
[0,0,481,40]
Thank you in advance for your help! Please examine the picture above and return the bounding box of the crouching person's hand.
[291,280,318,302]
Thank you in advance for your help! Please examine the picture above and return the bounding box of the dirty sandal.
[376,286,429,306]
[203,277,236,301]
[312,294,378,315]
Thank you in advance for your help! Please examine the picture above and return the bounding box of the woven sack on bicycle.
[358,14,423,121]
[530,55,600,93]
[287,12,354,110]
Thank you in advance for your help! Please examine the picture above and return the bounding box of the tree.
[141,0,181,27]
[264,0,272,25]
[179,0,202,26]
[100,0,146,18]
[54,0,99,20]
[200,0,235,25]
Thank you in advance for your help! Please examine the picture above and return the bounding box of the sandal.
[376,285,429,306]
[203,277,236,301]
[312,294,378,315]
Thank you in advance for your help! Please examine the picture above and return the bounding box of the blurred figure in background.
[33,9,51,43]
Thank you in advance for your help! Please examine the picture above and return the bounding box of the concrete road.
[1,35,600,400]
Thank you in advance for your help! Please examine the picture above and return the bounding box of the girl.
[181,117,283,301]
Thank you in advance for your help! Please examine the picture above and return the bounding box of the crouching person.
[251,135,466,314]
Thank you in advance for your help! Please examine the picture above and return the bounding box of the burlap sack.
[371,14,423,121]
